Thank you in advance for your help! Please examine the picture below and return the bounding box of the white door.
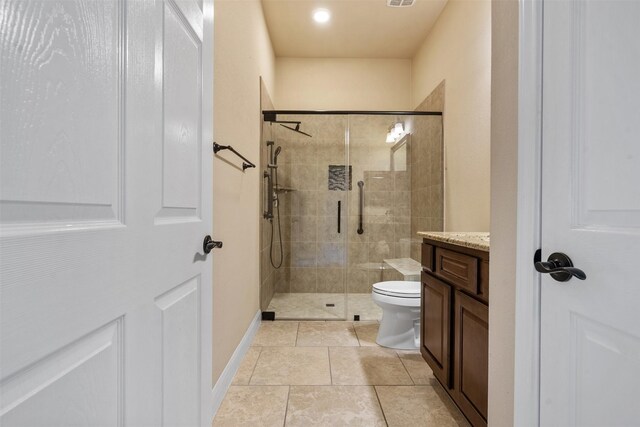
[0,0,214,425]
[540,0,640,425]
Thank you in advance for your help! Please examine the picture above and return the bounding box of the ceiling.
[261,0,448,59]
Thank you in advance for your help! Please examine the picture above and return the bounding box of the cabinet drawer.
[422,243,434,272]
[435,247,479,294]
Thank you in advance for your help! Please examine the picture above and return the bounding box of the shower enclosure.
[259,111,443,321]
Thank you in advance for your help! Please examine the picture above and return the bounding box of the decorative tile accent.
[328,165,352,191]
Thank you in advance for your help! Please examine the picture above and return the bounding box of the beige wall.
[411,0,491,231]
[488,0,518,425]
[213,0,275,382]
[275,58,412,110]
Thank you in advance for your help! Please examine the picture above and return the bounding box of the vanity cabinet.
[420,238,489,427]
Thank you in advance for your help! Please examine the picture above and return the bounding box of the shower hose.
[269,165,283,269]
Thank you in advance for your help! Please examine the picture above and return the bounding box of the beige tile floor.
[213,321,469,427]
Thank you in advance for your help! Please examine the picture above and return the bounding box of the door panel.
[570,314,640,426]
[159,0,202,221]
[541,0,640,425]
[0,0,123,230]
[0,0,213,425]
[1,319,123,426]
[155,276,200,427]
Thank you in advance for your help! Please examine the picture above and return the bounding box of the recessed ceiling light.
[313,8,331,24]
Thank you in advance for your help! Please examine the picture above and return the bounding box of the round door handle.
[534,252,586,282]
[203,235,223,254]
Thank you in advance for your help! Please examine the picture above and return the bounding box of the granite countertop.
[417,231,490,251]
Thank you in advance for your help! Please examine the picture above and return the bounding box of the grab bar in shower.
[263,170,273,219]
[357,181,364,235]
[213,142,256,171]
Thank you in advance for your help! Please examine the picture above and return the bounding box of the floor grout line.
[282,385,291,427]
[246,346,263,385]
[373,386,390,427]
[327,346,333,385]
[353,322,363,346]
[396,353,417,385]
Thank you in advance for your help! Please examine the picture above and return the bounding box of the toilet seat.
[372,280,420,299]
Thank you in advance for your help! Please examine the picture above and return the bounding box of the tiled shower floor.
[266,293,383,321]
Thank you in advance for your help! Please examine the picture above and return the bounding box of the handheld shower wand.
[274,146,282,165]
[268,145,282,169]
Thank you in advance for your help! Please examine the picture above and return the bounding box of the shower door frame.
[260,110,443,322]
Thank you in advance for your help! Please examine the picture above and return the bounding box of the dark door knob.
[534,250,586,282]
[203,235,223,254]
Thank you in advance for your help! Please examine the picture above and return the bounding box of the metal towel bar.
[213,142,256,171]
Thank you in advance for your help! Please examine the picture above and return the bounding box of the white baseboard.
[210,310,261,419]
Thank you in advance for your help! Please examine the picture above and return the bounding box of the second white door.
[540,0,640,425]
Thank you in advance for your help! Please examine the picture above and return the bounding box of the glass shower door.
[260,113,349,320]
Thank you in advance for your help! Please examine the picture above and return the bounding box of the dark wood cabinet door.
[454,290,489,427]
[421,272,452,387]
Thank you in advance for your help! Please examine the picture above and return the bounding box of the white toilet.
[371,281,421,350]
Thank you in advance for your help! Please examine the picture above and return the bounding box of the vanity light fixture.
[386,121,405,144]
[393,122,404,136]
[386,132,395,144]
[313,8,331,24]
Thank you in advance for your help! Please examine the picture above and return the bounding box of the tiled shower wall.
[273,115,349,295]
[410,82,445,260]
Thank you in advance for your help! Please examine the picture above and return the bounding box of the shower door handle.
[357,181,364,235]
[337,201,341,233]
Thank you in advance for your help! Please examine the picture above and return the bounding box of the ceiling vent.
[387,0,415,7]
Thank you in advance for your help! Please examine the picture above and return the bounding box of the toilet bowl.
[371,281,421,350]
